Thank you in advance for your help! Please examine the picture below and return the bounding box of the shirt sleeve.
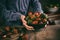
[0,2,22,21]
[32,0,44,13]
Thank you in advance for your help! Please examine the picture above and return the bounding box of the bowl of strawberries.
[25,12,48,30]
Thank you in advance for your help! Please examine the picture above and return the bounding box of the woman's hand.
[21,15,34,30]
[23,23,34,30]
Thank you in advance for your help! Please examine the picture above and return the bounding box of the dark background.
[39,0,60,13]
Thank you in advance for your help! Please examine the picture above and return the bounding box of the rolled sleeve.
[3,9,22,26]
[32,0,43,13]
[3,9,22,21]
[0,2,22,21]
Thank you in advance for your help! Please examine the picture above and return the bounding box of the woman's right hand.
[23,23,34,30]
[20,15,34,30]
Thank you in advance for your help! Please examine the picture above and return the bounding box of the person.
[0,0,43,40]
[0,0,43,30]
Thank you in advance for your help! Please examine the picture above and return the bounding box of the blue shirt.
[0,0,43,25]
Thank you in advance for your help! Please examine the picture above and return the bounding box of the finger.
[28,29,34,30]
[29,26,34,29]
[27,27,34,30]
[28,26,34,29]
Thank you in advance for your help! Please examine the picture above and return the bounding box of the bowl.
[28,24,46,30]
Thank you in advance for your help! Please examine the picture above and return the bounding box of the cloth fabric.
[0,0,43,26]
